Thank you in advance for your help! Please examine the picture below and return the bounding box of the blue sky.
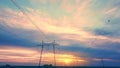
[0,0,120,66]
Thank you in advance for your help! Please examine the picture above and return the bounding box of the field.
[0,66,120,68]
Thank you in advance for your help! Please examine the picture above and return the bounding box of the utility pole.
[101,58,104,68]
[53,40,56,66]
[38,40,44,66]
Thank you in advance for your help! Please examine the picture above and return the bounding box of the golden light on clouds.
[42,53,88,66]
[56,54,87,66]
[0,46,88,66]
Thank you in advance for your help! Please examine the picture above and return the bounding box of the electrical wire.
[10,0,46,40]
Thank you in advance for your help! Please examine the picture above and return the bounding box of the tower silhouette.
[38,40,57,66]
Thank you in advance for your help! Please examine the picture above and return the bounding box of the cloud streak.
[0,0,120,66]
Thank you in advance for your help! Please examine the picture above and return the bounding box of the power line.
[10,0,58,66]
[10,0,46,40]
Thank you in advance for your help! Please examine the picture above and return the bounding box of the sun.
[63,58,73,64]
[57,54,75,65]
[57,58,74,65]
[42,53,87,66]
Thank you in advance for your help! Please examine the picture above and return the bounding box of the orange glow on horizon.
[0,46,88,66]
[56,54,87,66]
[57,58,73,64]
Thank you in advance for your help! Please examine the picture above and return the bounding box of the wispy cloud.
[0,0,120,66]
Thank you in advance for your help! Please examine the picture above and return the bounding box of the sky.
[0,0,120,66]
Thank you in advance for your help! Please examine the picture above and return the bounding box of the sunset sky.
[0,0,120,66]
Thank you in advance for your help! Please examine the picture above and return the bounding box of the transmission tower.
[38,40,58,66]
